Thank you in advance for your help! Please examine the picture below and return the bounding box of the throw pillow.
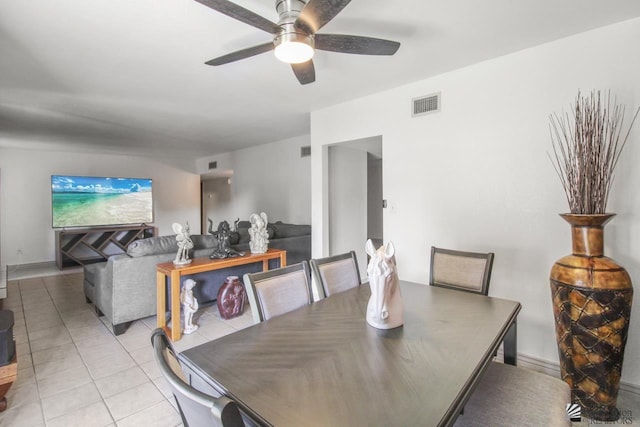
[228,232,240,245]
[266,224,275,239]
[127,236,178,257]
[237,227,251,244]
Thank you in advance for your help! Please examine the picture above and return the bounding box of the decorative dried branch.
[548,90,640,214]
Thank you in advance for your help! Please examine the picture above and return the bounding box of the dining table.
[178,280,521,427]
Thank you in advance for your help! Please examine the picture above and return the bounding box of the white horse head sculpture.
[365,239,403,330]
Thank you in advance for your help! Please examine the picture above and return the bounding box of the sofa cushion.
[271,222,311,238]
[191,234,218,249]
[127,236,178,257]
[237,222,278,243]
[266,225,276,239]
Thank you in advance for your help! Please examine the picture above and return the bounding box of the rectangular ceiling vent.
[208,161,217,170]
[412,92,441,117]
[301,146,311,157]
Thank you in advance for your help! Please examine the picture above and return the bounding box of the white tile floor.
[1,267,638,426]
[0,270,254,427]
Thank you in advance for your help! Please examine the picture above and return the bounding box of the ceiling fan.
[194,0,401,85]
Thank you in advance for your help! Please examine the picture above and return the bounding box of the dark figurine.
[208,218,245,259]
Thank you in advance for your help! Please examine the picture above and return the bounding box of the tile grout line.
[6,271,253,426]
[44,275,118,427]
[17,278,47,426]
[45,275,173,425]
[47,275,179,426]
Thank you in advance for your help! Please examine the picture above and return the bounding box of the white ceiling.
[2,0,640,159]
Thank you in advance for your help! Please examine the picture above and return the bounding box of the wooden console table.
[156,249,287,341]
[0,352,17,412]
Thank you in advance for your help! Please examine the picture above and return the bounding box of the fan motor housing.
[274,25,314,48]
[276,0,307,25]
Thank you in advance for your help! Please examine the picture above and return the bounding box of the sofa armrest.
[91,256,119,319]
[83,261,109,303]
[84,262,108,286]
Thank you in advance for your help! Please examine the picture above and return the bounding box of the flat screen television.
[51,175,153,228]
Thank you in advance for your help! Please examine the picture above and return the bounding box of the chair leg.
[112,322,131,336]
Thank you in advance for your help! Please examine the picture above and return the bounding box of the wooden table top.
[156,248,286,275]
[179,281,521,427]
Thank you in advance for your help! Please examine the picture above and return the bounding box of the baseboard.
[7,261,80,281]
[8,261,56,273]
[498,349,640,396]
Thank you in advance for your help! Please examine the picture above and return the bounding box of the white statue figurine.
[248,212,269,254]
[181,278,199,334]
[173,222,194,265]
[365,239,404,330]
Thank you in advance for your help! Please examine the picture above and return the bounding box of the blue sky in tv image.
[51,175,152,194]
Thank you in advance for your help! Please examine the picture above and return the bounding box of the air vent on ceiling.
[301,146,311,157]
[208,161,217,170]
[412,92,441,117]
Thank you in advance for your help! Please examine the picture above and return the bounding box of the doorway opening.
[200,173,234,234]
[327,136,383,278]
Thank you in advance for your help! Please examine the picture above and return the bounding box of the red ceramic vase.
[217,276,247,320]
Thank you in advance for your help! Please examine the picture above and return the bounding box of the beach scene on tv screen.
[52,176,153,227]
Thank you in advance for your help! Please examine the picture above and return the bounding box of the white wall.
[311,18,640,386]
[198,135,311,224]
[0,148,201,266]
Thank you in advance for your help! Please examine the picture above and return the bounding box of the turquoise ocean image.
[52,176,153,227]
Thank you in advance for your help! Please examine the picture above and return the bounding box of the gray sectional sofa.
[83,221,311,335]
[230,220,311,265]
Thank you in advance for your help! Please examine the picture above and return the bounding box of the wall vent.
[208,161,217,170]
[301,146,311,157]
[412,92,441,117]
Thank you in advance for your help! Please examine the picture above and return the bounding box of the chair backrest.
[429,246,495,295]
[150,329,245,427]
[243,261,313,323]
[310,251,361,299]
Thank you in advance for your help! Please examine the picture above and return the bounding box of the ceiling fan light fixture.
[274,32,314,64]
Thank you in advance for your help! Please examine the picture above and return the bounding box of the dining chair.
[429,247,572,426]
[429,246,495,295]
[310,251,362,300]
[150,328,245,427]
[243,261,313,323]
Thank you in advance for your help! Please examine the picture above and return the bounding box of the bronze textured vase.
[550,213,633,421]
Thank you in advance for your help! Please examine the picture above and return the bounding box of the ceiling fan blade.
[194,0,281,34]
[315,34,400,55]
[205,42,274,66]
[291,60,316,85]
[295,0,352,33]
